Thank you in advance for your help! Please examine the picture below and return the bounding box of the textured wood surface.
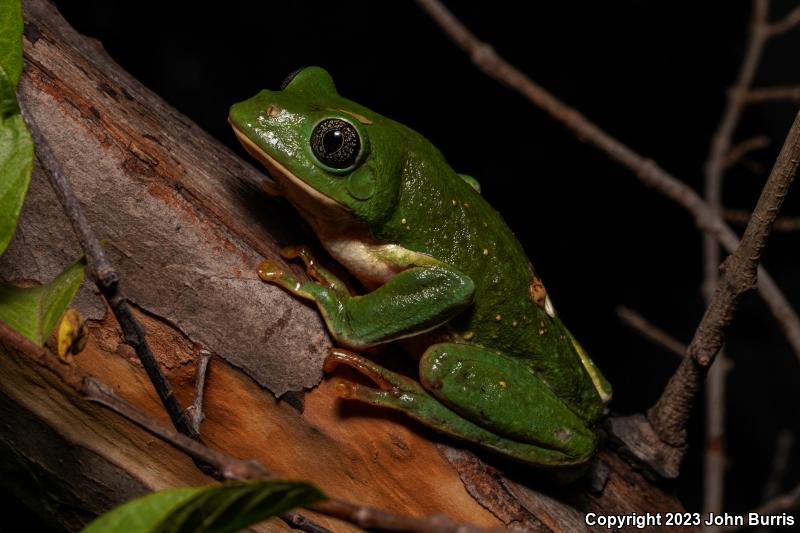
[0,1,695,531]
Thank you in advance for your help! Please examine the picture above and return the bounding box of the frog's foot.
[279,245,348,295]
[324,348,426,406]
[324,348,595,468]
[257,259,318,302]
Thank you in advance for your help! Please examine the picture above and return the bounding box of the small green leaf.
[0,257,85,345]
[81,479,325,533]
[0,0,33,256]
[0,0,23,88]
[0,96,33,255]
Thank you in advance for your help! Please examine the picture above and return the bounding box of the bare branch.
[186,350,212,434]
[701,1,769,524]
[767,6,800,36]
[722,484,800,532]
[649,108,800,454]
[414,0,800,362]
[724,209,800,231]
[616,306,686,358]
[0,321,496,533]
[725,136,770,168]
[746,86,800,103]
[749,483,800,518]
[18,97,198,441]
[762,430,795,502]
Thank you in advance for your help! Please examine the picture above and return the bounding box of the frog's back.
[375,131,603,421]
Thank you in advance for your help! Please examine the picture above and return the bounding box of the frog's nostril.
[266,105,280,118]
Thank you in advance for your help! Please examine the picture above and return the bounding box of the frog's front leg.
[259,249,474,349]
[326,348,596,467]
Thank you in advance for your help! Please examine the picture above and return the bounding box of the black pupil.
[310,119,360,169]
[323,130,344,154]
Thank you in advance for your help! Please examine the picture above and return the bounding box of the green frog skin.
[229,67,612,469]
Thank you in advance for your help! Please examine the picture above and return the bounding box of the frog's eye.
[310,118,361,170]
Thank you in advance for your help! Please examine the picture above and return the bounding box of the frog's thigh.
[419,343,597,460]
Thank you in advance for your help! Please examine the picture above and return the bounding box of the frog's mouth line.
[229,120,350,218]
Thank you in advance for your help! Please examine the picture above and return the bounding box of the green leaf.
[0,94,33,255]
[0,0,33,256]
[0,257,85,345]
[0,0,23,88]
[81,479,325,533]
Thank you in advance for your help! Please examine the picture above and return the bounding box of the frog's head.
[229,67,406,230]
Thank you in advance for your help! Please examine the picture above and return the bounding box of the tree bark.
[0,0,693,531]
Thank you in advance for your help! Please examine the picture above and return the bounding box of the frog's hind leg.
[326,348,595,467]
[418,343,598,463]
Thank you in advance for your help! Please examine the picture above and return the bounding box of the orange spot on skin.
[529,277,547,308]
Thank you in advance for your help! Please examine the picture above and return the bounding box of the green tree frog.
[229,67,612,469]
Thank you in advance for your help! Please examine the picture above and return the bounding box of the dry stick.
[414,0,800,364]
[0,322,495,533]
[751,430,795,533]
[649,108,800,454]
[83,374,331,533]
[766,5,800,36]
[721,484,800,533]
[725,136,770,168]
[745,86,800,103]
[725,208,800,231]
[186,349,212,434]
[761,430,794,504]
[616,307,687,359]
[17,98,197,441]
[701,1,769,525]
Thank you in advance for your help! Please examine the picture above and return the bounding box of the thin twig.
[649,108,800,452]
[762,430,794,503]
[701,1,770,525]
[725,136,770,168]
[749,430,795,533]
[414,0,800,364]
[725,209,800,231]
[745,86,800,103]
[86,375,330,532]
[82,376,267,479]
[187,350,212,433]
[722,484,800,532]
[767,5,800,36]
[748,483,800,517]
[0,321,496,533]
[616,306,686,358]
[18,97,197,440]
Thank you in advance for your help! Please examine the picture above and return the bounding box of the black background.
[35,0,800,520]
